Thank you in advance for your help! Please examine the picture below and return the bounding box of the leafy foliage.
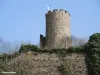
[19,44,39,53]
[58,63,73,75]
[85,33,100,75]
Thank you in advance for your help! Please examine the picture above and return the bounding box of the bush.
[19,44,39,53]
[85,33,100,75]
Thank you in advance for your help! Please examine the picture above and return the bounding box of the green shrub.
[85,33,100,75]
[58,62,75,75]
[19,44,39,53]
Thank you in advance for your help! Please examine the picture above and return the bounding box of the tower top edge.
[46,9,70,15]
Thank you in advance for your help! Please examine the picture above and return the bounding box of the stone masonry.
[40,9,71,49]
[7,52,88,75]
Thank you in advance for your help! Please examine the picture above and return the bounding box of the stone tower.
[40,9,71,49]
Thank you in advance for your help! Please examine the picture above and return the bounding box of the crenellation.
[46,9,70,16]
[53,9,59,12]
[46,10,53,15]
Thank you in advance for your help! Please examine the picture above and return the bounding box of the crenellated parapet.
[46,9,70,16]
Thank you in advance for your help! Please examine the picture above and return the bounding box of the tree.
[0,37,21,54]
[71,35,88,47]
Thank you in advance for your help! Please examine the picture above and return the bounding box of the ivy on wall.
[58,62,74,75]
[85,33,100,75]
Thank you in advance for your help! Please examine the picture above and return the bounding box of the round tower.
[45,9,71,49]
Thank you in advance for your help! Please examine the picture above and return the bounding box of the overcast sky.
[0,0,100,45]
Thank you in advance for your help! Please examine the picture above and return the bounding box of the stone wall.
[43,9,71,49]
[64,53,88,75]
[7,52,88,75]
[40,34,46,48]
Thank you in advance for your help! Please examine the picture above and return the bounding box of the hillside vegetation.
[0,33,100,75]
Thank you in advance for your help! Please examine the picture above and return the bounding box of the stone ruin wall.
[64,53,88,75]
[46,9,71,49]
[40,9,72,49]
[40,34,46,48]
[8,52,88,75]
